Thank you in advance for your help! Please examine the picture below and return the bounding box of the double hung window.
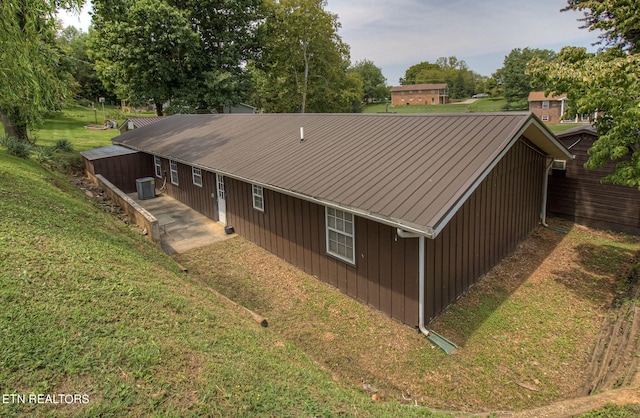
[252,185,264,211]
[325,207,355,264]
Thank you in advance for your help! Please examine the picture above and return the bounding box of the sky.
[58,0,601,85]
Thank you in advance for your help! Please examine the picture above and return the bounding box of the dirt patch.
[176,219,640,415]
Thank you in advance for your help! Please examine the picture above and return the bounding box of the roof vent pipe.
[300,127,304,142]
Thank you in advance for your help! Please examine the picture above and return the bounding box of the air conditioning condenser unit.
[136,177,156,200]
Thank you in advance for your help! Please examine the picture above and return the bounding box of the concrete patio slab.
[128,192,234,254]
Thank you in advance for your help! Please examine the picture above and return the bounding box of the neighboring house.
[99,113,571,328]
[528,91,599,124]
[390,83,448,106]
[118,117,166,134]
[528,91,569,124]
[216,103,258,114]
[548,125,640,235]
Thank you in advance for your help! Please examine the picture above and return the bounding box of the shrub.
[0,135,33,159]
[54,139,74,153]
[32,146,55,165]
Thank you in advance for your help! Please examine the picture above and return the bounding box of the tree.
[168,0,262,112]
[91,0,261,114]
[400,62,441,85]
[90,0,200,116]
[56,27,113,103]
[564,0,640,53]
[252,0,359,113]
[348,59,388,103]
[0,0,83,140]
[529,47,640,187]
[399,57,479,99]
[493,48,556,107]
[527,1,640,187]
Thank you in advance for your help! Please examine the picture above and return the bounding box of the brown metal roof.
[112,113,572,237]
[80,145,139,161]
[556,124,597,139]
[390,83,448,92]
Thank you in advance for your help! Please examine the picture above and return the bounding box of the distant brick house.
[528,91,569,124]
[391,83,448,106]
[528,91,599,124]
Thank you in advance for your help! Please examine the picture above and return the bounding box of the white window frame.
[541,115,549,122]
[325,207,355,264]
[542,100,550,109]
[192,167,203,187]
[252,184,264,212]
[170,160,179,186]
[154,156,162,178]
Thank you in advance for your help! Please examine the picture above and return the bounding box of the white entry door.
[216,173,227,225]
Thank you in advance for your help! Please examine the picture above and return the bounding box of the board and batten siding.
[224,139,546,326]
[225,177,420,326]
[423,139,545,321]
[156,158,218,221]
[548,131,640,235]
[85,153,154,194]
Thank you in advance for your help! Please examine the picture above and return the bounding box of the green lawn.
[1,105,156,152]
[362,97,507,113]
[362,98,585,134]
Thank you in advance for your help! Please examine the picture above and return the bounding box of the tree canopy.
[90,0,200,115]
[565,0,640,53]
[56,26,113,103]
[493,48,556,107]
[251,0,361,113]
[399,57,481,99]
[1,0,83,139]
[90,0,261,115]
[347,59,388,103]
[528,1,640,188]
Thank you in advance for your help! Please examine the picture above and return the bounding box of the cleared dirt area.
[176,218,640,415]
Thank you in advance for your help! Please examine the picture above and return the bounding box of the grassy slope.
[0,105,155,151]
[0,152,442,417]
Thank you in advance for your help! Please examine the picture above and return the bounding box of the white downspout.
[541,160,569,234]
[396,228,429,337]
[418,235,428,336]
[541,159,554,228]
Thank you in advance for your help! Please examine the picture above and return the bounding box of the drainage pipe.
[396,228,429,337]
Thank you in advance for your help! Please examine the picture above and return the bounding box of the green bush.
[32,146,55,165]
[0,135,32,159]
[54,139,74,153]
